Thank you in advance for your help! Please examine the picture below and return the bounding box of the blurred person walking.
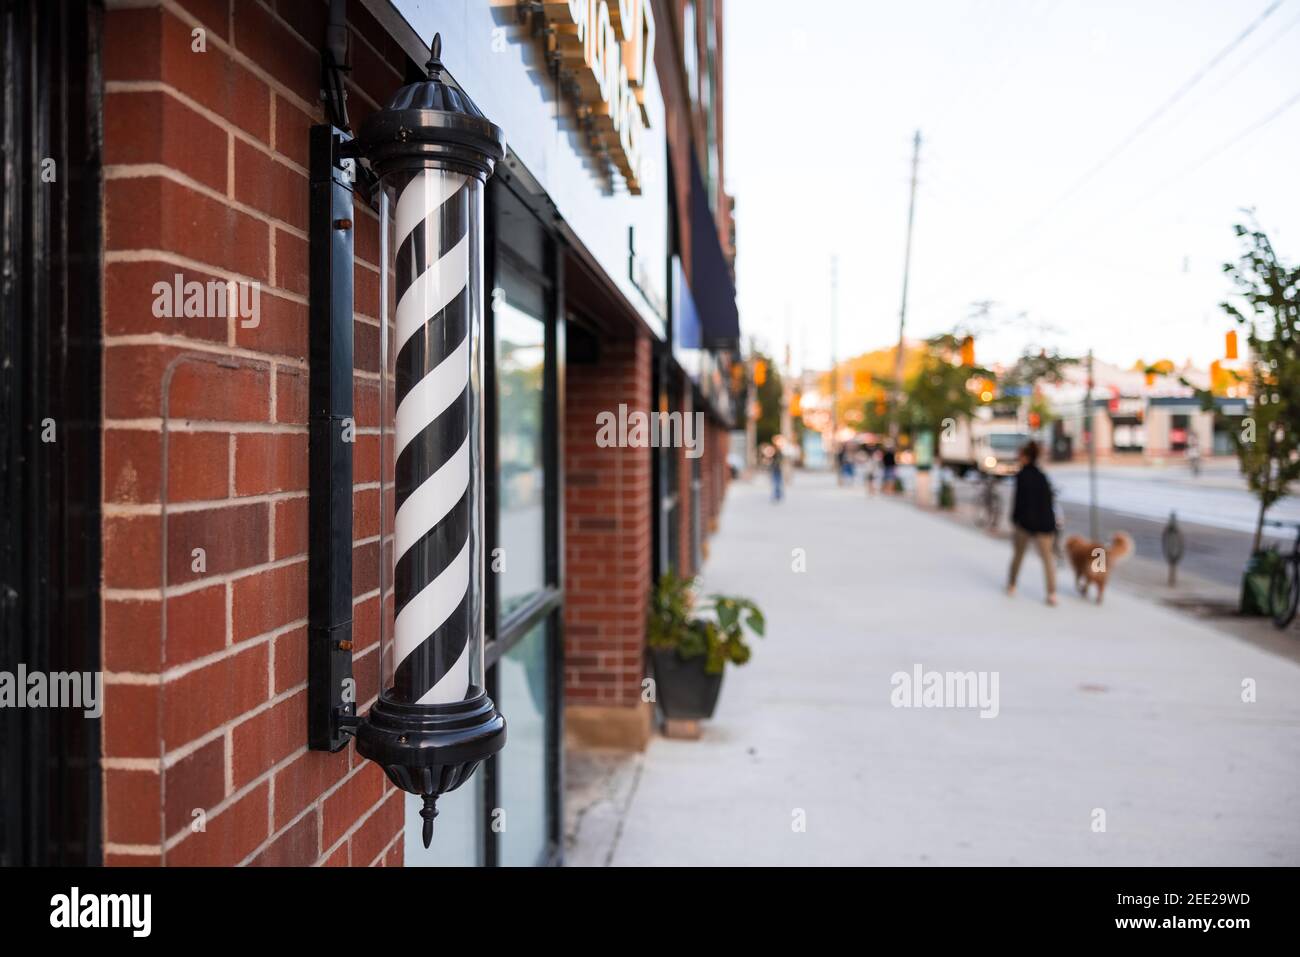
[1006,440,1057,606]
[880,444,897,494]
[769,438,786,503]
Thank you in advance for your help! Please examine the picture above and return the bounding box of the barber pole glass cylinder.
[387,167,483,708]
[356,33,505,848]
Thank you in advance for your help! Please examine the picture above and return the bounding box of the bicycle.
[1265,519,1300,629]
[973,473,1001,531]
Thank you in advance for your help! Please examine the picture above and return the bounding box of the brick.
[272,748,350,830]
[233,138,309,231]
[105,852,164,867]
[106,176,270,282]
[167,431,231,502]
[353,379,379,429]
[167,501,270,584]
[351,594,378,652]
[322,762,385,848]
[353,486,379,540]
[167,782,269,866]
[163,736,226,835]
[351,789,403,867]
[353,643,378,709]
[102,681,161,759]
[105,429,162,504]
[273,625,307,693]
[354,319,380,373]
[231,690,305,788]
[104,514,161,589]
[232,0,322,107]
[104,599,163,673]
[273,495,308,559]
[354,266,380,321]
[320,840,349,866]
[104,768,162,846]
[165,583,228,667]
[161,642,269,748]
[353,540,378,597]
[353,202,380,266]
[231,559,307,641]
[234,432,308,495]
[174,0,232,41]
[168,356,272,422]
[105,260,229,342]
[274,366,308,425]
[273,227,308,296]
[272,94,315,169]
[106,8,271,142]
[250,810,319,866]
[104,90,228,193]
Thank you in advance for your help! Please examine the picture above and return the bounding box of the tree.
[753,352,784,446]
[1214,215,1300,553]
[899,332,996,461]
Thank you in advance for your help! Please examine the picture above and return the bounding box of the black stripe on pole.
[393,490,471,608]
[394,287,469,400]
[393,389,470,511]
[394,186,470,289]
[393,591,473,702]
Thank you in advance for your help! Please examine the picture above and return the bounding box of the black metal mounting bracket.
[308,124,357,752]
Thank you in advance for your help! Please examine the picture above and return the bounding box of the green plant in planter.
[647,572,765,675]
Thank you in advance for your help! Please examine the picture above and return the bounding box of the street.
[565,469,1300,866]
[946,460,1297,589]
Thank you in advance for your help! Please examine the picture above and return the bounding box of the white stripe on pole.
[394,170,467,249]
[394,335,469,456]
[393,438,469,558]
[394,232,470,352]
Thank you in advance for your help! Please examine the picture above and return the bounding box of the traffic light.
[791,392,802,416]
[754,359,767,386]
[1145,371,1155,387]
[854,369,872,395]
[1225,330,1238,360]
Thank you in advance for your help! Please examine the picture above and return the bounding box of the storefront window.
[494,258,548,620]
[494,620,552,866]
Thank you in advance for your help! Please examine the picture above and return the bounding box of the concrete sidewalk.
[564,470,1300,866]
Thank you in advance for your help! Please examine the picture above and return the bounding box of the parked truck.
[938,412,1032,477]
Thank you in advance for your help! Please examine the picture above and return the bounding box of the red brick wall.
[99,0,405,866]
[676,380,694,576]
[563,334,653,709]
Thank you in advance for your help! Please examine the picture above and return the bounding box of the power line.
[933,0,1288,298]
[1018,0,1285,230]
[999,82,1300,284]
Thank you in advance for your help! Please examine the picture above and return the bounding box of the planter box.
[1241,550,1280,616]
[650,647,723,721]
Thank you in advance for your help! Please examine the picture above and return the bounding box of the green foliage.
[1212,215,1300,551]
[999,348,1077,394]
[905,333,994,431]
[753,351,784,446]
[647,572,765,675]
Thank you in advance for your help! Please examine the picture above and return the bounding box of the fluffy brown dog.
[1064,532,1134,604]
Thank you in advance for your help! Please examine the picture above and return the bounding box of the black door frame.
[0,0,105,866]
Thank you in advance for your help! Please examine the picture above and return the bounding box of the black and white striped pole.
[354,33,505,848]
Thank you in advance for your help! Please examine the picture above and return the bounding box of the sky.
[724,0,1300,373]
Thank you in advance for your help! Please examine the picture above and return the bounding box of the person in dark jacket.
[1006,440,1057,605]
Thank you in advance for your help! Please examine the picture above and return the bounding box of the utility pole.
[829,255,839,445]
[890,129,922,443]
[1086,348,1099,542]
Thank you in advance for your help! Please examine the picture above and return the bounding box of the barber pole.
[355,33,505,848]
[391,167,479,706]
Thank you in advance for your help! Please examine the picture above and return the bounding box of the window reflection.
[495,271,547,620]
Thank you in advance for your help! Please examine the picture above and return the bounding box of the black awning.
[688,155,740,349]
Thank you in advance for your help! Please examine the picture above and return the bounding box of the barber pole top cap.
[358,33,505,179]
